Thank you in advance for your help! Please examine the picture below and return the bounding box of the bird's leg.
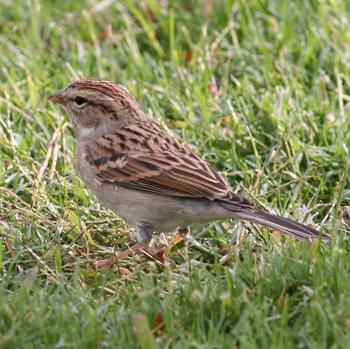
[180,226,190,253]
[95,224,153,267]
[178,226,189,237]
[136,223,153,244]
[115,223,153,260]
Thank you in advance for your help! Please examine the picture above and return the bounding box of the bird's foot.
[94,242,149,268]
[95,228,189,268]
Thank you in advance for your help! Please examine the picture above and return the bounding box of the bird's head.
[49,78,146,134]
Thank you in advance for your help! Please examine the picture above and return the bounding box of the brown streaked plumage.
[85,121,242,201]
[49,78,328,256]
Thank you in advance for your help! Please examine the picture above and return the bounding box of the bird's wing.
[84,121,251,206]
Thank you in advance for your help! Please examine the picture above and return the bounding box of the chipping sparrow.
[49,78,328,256]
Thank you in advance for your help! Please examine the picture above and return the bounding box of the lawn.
[0,0,349,348]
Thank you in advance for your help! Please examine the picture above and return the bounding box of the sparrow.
[49,78,328,258]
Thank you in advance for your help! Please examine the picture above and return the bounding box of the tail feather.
[221,203,329,241]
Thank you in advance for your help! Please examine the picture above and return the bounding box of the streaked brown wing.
[84,121,251,205]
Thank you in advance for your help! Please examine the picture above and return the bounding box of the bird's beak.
[48,91,66,105]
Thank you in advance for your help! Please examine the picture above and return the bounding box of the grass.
[0,0,349,348]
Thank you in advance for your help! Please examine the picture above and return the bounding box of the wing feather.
[84,121,251,206]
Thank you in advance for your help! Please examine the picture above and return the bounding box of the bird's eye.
[74,96,88,106]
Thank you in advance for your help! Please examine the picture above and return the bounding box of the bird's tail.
[220,203,329,241]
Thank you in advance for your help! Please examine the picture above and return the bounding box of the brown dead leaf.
[153,234,186,263]
[217,246,230,255]
[278,297,285,312]
[116,266,133,279]
[184,50,193,66]
[168,234,185,250]
[154,312,165,336]
[147,248,165,265]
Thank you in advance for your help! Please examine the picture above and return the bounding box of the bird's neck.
[76,119,129,141]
